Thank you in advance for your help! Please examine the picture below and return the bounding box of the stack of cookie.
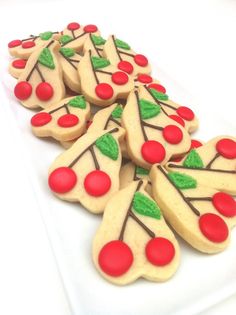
[8,22,236,285]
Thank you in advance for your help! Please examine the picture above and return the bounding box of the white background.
[0,0,236,314]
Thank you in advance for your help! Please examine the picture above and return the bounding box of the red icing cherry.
[117,60,133,74]
[216,138,236,159]
[95,83,114,100]
[48,167,77,193]
[22,41,36,49]
[199,213,229,243]
[141,140,166,164]
[111,71,129,85]
[14,81,32,100]
[31,112,52,127]
[57,114,79,128]
[137,74,153,84]
[84,170,111,196]
[212,192,236,217]
[83,24,98,33]
[86,120,93,129]
[67,22,80,30]
[12,59,27,69]
[163,125,183,144]
[190,139,203,149]
[8,39,22,48]
[177,106,195,121]
[169,114,185,127]
[134,54,148,67]
[98,240,133,276]
[145,237,175,266]
[148,83,166,94]
[36,82,54,101]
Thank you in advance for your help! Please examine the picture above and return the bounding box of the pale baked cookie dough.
[31,95,90,142]
[166,136,236,194]
[150,165,236,253]
[103,35,151,76]
[78,51,134,106]
[83,34,106,57]
[48,128,122,214]
[8,58,28,79]
[14,40,65,109]
[122,87,191,169]
[93,180,180,285]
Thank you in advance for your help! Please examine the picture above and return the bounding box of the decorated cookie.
[121,87,191,169]
[14,40,65,109]
[48,128,122,213]
[93,180,180,284]
[8,58,28,79]
[58,47,82,93]
[103,35,151,76]
[8,31,60,59]
[31,95,90,142]
[120,162,152,196]
[166,136,236,194]
[150,165,236,253]
[83,34,106,57]
[60,22,100,52]
[134,74,166,93]
[78,51,134,106]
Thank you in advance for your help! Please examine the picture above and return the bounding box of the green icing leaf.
[139,99,161,119]
[133,192,161,219]
[95,133,119,160]
[59,47,75,58]
[136,166,149,176]
[150,88,169,101]
[111,105,123,119]
[183,149,204,168]
[68,96,86,109]
[38,48,55,69]
[115,38,130,50]
[91,35,106,46]
[39,31,53,40]
[60,35,73,45]
[91,56,110,69]
[168,172,197,189]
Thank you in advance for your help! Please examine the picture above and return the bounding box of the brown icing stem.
[111,35,122,62]
[167,163,236,174]
[142,121,163,131]
[186,197,212,202]
[134,90,148,142]
[89,33,102,57]
[59,51,78,70]
[62,31,86,47]
[48,103,70,115]
[205,152,220,169]
[89,50,99,84]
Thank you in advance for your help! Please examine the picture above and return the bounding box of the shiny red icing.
[111,71,128,85]
[22,41,36,49]
[212,192,236,217]
[216,138,236,159]
[48,167,77,193]
[8,39,22,48]
[98,240,133,276]
[14,81,32,100]
[199,213,229,243]
[12,59,27,69]
[84,170,111,196]
[95,83,114,100]
[176,106,194,121]
[83,24,98,33]
[163,125,183,144]
[31,112,52,127]
[67,22,80,30]
[134,54,148,67]
[137,74,153,84]
[57,114,79,128]
[148,83,166,94]
[145,237,175,266]
[117,60,133,74]
[36,82,54,101]
[141,140,166,164]
[168,115,185,127]
[190,139,203,149]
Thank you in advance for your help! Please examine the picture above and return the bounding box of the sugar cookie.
[83,34,106,57]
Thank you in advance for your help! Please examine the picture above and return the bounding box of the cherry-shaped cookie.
[78,51,134,106]
[48,128,122,213]
[103,35,151,77]
[58,48,82,93]
[8,31,60,59]
[60,22,100,52]
[31,95,90,142]
[93,180,180,285]
[83,34,106,57]
[14,40,65,109]
[150,165,236,253]
[166,136,236,194]
[8,58,28,79]
[122,87,191,169]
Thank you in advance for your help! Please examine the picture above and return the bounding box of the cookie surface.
[93,180,180,285]
[83,34,106,57]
